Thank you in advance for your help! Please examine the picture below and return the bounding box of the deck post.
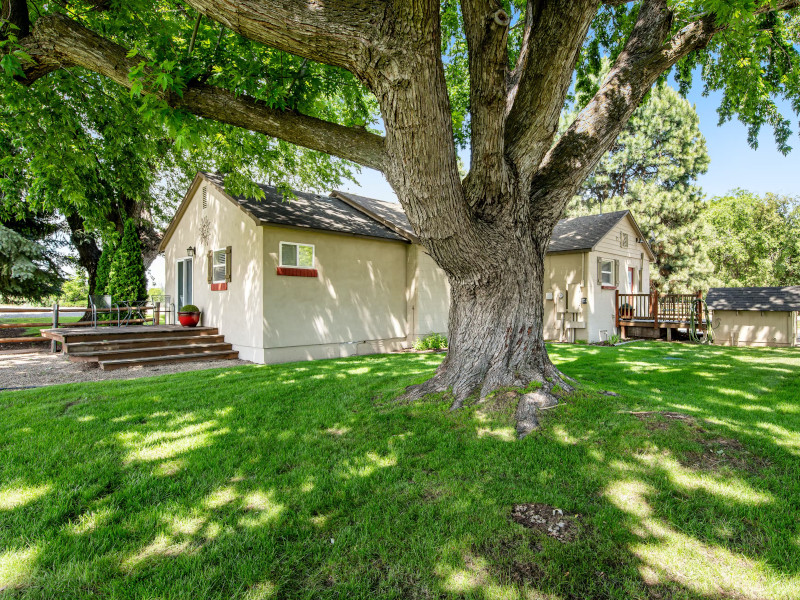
[652,290,659,330]
[615,289,619,327]
[154,302,160,326]
[51,302,59,352]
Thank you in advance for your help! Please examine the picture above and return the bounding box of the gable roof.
[335,195,654,259]
[160,172,655,260]
[159,173,407,251]
[547,210,619,250]
[706,287,800,312]
[331,190,418,242]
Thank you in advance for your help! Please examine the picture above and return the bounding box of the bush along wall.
[107,219,147,302]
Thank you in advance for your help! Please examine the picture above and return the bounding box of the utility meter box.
[555,290,567,312]
[568,283,583,312]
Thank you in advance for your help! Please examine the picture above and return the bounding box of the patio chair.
[119,299,152,326]
[88,295,120,327]
[150,295,174,324]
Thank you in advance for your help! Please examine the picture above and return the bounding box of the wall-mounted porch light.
[187,246,196,257]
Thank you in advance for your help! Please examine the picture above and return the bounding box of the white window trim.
[279,241,315,269]
[600,259,614,286]
[212,248,227,283]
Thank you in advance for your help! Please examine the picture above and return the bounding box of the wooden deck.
[616,291,708,339]
[40,325,238,370]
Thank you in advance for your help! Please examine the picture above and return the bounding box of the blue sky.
[339,84,800,203]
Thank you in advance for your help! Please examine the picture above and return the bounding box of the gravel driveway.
[0,349,253,391]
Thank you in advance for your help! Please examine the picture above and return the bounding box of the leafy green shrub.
[93,233,118,295]
[180,304,200,313]
[106,220,147,301]
[609,333,622,345]
[413,332,448,351]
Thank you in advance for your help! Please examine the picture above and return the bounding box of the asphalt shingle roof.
[207,173,639,252]
[332,191,416,240]
[547,211,630,253]
[205,173,407,242]
[706,287,800,312]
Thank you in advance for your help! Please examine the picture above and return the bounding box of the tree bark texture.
[10,0,800,430]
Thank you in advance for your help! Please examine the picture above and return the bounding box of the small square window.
[600,259,614,286]
[212,248,226,282]
[280,242,314,268]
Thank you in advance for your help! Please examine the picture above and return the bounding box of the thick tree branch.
[528,0,800,225]
[180,0,382,74]
[528,0,682,223]
[16,13,388,171]
[504,1,600,178]
[460,0,511,210]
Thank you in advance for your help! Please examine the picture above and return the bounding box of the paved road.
[0,311,55,321]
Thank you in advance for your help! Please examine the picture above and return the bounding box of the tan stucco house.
[708,287,799,347]
[158,172,655,363]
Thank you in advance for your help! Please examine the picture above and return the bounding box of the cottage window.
[280,242,314,268]
[599,259,616,286]
[212,249,227,282]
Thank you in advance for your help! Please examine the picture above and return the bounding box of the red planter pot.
[178,312,201,327]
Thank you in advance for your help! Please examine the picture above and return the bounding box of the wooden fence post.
[51,302,59,352]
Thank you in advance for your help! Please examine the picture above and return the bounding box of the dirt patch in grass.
[627,412,771,473]
[629,411,701,431]
[682,437,771,474]
[510,503,582,542]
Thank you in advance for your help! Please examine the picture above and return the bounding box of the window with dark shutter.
[212,249,226,283]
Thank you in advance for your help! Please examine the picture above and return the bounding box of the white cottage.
[158,172,655,363]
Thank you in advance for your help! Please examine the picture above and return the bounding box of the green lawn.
[0,316,81,336]
[1,342,799,599]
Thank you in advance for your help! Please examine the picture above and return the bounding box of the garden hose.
[690,297,714,344]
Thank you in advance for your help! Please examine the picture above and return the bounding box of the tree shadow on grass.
[0,344,799,599]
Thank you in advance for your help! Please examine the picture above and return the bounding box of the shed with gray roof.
[708,287,799,347]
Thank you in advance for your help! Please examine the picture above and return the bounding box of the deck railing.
[615,290,704,329]
[0,303,162,349]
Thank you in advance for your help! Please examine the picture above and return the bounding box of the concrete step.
[99,350,239,371]
[68,343,234,363]
[64,335,226,354]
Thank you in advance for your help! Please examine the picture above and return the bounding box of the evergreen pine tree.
[107,220,147,301]
[566,84,714,293]
[93,235,117,296]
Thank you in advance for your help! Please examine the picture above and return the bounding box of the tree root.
[399,363,574,439]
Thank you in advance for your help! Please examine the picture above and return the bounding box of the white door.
[176,258,193,312]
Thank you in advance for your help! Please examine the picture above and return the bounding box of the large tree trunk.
[65,212,101,295]
[402,196,572,434]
